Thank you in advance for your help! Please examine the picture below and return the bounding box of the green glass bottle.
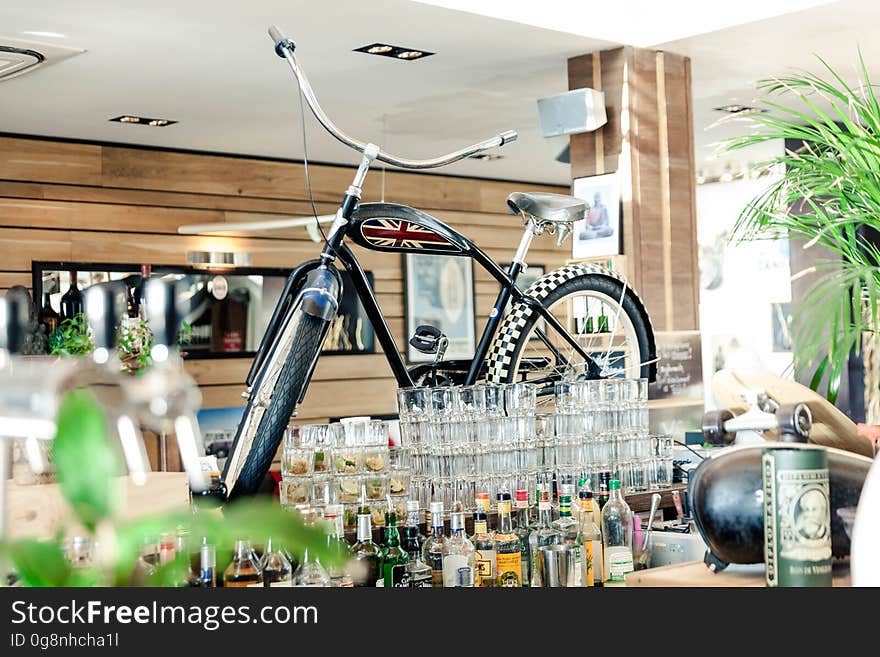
[380,511,409,587]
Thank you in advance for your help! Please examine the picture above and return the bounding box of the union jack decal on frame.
[359,218,460,252]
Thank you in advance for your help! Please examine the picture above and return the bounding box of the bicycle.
[181,26,657,498]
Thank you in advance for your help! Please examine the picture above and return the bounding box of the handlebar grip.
[268,25,296,58]
[499,130,518,145]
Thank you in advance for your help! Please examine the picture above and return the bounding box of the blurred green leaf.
[3,539,73,587]
[51,389,120,532]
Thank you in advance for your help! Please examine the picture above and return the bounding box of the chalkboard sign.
[649,330,704,400]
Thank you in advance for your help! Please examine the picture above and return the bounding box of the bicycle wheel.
[487,264,656,390]
[223,313,327,498]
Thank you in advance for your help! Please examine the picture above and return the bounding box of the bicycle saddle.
[507,192,586,224]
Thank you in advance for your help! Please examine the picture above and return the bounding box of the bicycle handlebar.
[267,25,517,170]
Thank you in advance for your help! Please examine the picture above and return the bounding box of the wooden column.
[568,47,700,332]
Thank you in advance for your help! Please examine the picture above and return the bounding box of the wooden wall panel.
[0,135,570,471]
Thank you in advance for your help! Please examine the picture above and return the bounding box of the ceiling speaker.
[537,88,607,138]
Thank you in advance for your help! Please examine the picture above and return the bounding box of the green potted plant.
[726,53,880,402]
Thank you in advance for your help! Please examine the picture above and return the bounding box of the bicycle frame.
[248,190,600,395]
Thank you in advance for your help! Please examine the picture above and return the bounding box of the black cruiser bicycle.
[182,26,657,498]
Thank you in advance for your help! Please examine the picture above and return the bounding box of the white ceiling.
[0,0,878,187]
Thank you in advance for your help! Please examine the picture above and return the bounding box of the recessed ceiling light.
[354,43,434,61]
[714,104,767,115]
[110,115,177,126]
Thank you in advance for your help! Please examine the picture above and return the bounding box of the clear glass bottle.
[422,501,448,588]
[528,486,562,587]
[261,537,293,587]
[513,489,532,587]
[223,540,263,587]
[291,547,331,587]
[199,544,217,588]
[324,504,353,587]
[578,493,603,587]
[601,479,634,586]
[493,492,523,587]
[402,500,432,587]
[349,506,381,587]
[472,507,496,588]
[578,478,603,529]
[551,495,582,586]
[442,502,476,587]
[381,511,409,587]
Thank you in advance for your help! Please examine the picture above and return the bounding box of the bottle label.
[269,581,292,587]
[592,540,603,583]
[474,521,488,535]
[442,555,473,587]
[495,551,522,587]
[516,499,528,510]
[497,501,511,515]
[607,547,634,583]
[431,568,444,588]
[407,565,433,588]
[583,542,595,587]
[390,564,409,588]
[474,550,496,586]
[538,500,551,512]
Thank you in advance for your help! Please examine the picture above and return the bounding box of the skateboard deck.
[711,369,874,457]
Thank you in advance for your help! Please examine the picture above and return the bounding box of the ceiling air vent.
[0,37,84,82]
[0,46,43,80]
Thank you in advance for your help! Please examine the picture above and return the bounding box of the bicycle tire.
[486,264,656,384]
[225,313,326,498]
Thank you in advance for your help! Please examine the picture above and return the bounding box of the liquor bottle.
[598,470,612,509]
[422,501,448,588]
[171,529,201,587]
[261,537,293,587]
[60,271,83,321]
[402,501,432,588]
[578,478,603,529]
[324,505,353,587]
[223,540,263,587]
[528,486,562,587]
[513,489,532,587]
[67,536,93,569]
[349,507,381,587]
[560,482,577,522]
[551,495,582,586]
[493,492,523,587]
[442,503,476,587]
[601,479,634,586]
[381,511,409,587]
[401,500,423,556]
[472,507,496,587]
[199,544,217,588]
[291,546,331,587]
[578,492,603,586]
[38,290,60,338]
[131,264,152,319]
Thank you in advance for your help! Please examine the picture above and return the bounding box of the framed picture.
[404,253,476,363]
[503,263,546,338]
[571,172,622,259]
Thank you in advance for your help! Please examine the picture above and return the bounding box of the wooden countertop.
[626,559,851,587]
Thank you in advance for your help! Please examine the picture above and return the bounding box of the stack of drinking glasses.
[280,418,410,530]
[397,377,668,512]
[398,382,539,515]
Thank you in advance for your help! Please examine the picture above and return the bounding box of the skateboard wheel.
[777,402,812,441]
[701,409,735,445]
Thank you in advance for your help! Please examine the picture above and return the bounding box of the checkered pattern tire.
[486,264,656,383]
